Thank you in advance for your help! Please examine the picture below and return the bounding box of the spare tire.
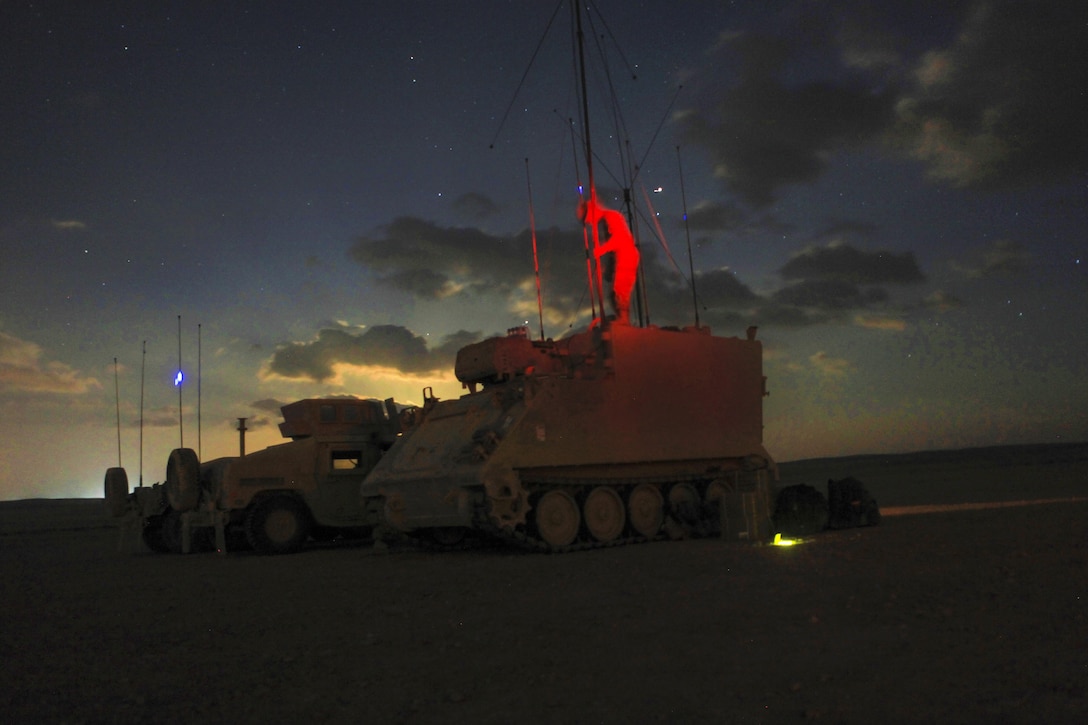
[165,448,201,512]
[103,467,130,518]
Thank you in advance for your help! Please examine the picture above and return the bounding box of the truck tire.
[165,448,201,512]
[104,467,130,518]
[245,495,311,554]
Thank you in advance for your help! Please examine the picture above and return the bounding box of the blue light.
[174,371,184,386]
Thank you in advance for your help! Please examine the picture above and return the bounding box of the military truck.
[360,322,778,552]
[105,397,408,554]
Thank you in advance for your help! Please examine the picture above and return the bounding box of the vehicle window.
[331,450,363,470]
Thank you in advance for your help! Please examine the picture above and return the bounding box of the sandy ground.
[2,443,1087,724]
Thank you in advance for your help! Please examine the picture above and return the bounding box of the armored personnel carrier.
[105,397,406,554]
[361,322,777,551]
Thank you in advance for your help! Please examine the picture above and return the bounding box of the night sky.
[2,1,1086,500]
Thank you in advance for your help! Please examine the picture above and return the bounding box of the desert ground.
[2,443,1086,724]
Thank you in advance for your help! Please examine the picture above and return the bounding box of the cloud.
[679,29,895,207]
[0,331,100,394]
[923,290,965,312]
[50,219,87,231]
[854,314,907,331]
[773,279,887,311]
[261,324,482,383]
[949,239,1030,279]
[250,398,287,413]
[452,192,501,222]
[684,200,748,233]
[349,217,933,334]
[891,1,1088,188]
[780,242,925,285]
[680,2,1088,204]
[350,217,571,300]
[809,351,853,378]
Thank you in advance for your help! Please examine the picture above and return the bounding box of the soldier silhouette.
[579,190,639,325]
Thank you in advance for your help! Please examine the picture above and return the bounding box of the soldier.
[579,191,639,325]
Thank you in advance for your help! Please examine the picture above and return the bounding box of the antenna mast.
[176,315,183,448]
[197,323,202,460]
[574,1,606,315]
[525,158,546,341]
[113,357,122,467]
[139,340,146,487]
[677,146,700,328]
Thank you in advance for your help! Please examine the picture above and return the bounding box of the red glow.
[580,190,640,325]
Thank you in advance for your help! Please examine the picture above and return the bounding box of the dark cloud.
[264,325,482,382]
[350,219,930,336]
[780,243,925,285]
[250,398,286,413]
[680,29,895,207]
[680,2,1088,205]
[452,192,500,222]
[772,278,888,311]
[891,1,1088,189]
[683,200,747,233]
[351,217,567,300]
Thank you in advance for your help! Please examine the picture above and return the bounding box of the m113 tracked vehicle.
[361,322,777,552]
[105,397,405,554]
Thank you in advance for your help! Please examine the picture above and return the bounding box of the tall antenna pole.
[676,146,700,328]
[113,357,122,467]
[176,314,183,449]
[525,158,546,341]
[197,323,202,460]
[139,340,146,487]
[573,1,606,316]
[568,118,598,321]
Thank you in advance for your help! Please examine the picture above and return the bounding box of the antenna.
[567,117,598,322]
[573,1,607,317]
[525,158,546,341]
[676,146,700,328]
[197,323,202,460]
[113,357,122,467]
[176,314,183,449]
[139,340,146,487]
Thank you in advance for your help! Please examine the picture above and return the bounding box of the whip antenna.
[176,315,183,448]
[113,357,122,467]
[676,146,700,328]
[567,117,598,321]
[197,323,202,459]
[525,158,546,341]
[139,340,146,487]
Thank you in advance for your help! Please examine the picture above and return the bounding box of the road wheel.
[583,486,625,542]
[533,490,580,548]
[668,483,701,524]
[165,448,201,512]
[104,467,129,518]
[246,496,311,554]
[627,483,664,537]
